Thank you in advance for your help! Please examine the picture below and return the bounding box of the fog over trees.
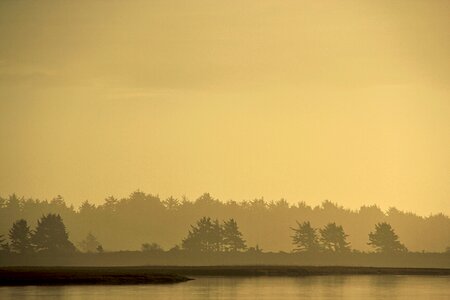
[6,214,76,255]
[8,220,32,254]
[181,217,247,252]
[291,221,320,252]
[368,222,408,253]
[0,191,448,253]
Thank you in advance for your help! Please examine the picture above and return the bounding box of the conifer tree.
[291,221,320,252]
[9,219,33,254]
[32,214,76,253]
[222,218,247,252]
[320,222,351,252]
[368,222,407,253]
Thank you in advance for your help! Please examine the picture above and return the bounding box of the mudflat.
[0,267,192,285]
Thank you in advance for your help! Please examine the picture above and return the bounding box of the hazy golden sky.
[0,1,449,215]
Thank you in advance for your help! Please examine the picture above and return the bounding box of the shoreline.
[127,265,450,276]
[1,266,449,286]
[0,267,192,286]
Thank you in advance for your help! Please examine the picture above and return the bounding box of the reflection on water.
[1,275,449,300]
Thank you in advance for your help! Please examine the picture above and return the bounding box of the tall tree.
[222,218,247,252]
[211,219,223,252]
[8,219,33,254]
[290,221,320,252]
[32,214,76,253]
[78,232,101,253]
[368,222,407,253]
[182,217,223,252]
[163,196,180,210]
[0,234,9,252]
[319,222,351,253]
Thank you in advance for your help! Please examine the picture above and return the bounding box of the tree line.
[0,191,448,252]
[1,214,75,254]
[182,217,247,252]
[291,221,407,253]
[1,213,410,255]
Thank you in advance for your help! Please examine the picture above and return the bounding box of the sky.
[0,0,449,215]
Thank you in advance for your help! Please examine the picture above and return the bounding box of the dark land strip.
[1,266,449,286]
[0,267,191,285]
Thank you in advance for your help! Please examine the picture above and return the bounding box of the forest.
[0,191,449,255]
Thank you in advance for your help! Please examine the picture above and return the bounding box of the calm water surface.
[1,275,449,300]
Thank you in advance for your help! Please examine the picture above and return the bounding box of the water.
[1,276,449,300]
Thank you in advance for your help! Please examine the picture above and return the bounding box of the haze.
[0,0,449,215]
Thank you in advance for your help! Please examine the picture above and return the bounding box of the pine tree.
[222,218,247,252]
[290,221,320,252]
[368,222,407,253]
[8,219,33,254]
[319,222,351,253]
[211,219,223,252]
[32,214,76,253]
[182,217,223,252]
[0,234,10,252]
[78,232,101,253]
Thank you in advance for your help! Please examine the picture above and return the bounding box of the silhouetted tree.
[182,217,202,252]
[368,222,407,253]
[101,196,118,212]
[163,196,180,210]
[222,218,247,252]
[79,200,96,215]
[141,242,163,252]
[78,232,101,253]
[320,222,351,253]
[5,194,21,214]
[291,221,320,252]
[9,219,33,254]
[32,214,76,253]
[211,219,223,252]
[182,217,223,252]
[0,234,9,252]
